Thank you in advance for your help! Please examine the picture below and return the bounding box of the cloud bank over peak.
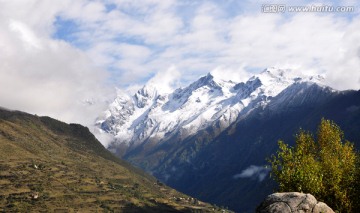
[0,0,359,127]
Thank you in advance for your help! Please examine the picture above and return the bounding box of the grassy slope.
[0,109,225,212]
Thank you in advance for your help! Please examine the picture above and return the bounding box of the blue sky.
[50,0,360,88]
[0,0,359,124]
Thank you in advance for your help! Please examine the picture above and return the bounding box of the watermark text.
[261,4,354,13]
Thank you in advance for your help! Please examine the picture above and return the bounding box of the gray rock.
[313,202,334,213]
[256,192,334,213]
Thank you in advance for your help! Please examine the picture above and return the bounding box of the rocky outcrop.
[256,192,334,213]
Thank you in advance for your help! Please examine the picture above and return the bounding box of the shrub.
[268,119,359,212]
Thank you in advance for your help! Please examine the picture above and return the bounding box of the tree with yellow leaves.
[269,119,359,212]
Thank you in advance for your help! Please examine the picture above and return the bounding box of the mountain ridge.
[0,108,226,212]
[95,68,360,212]
[160,85,360,212]
[97,67,327,154]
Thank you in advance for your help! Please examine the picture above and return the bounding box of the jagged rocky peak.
[96,67,331,151]
[134,84,158,108]
[136,83,158,98]
[234,77,261,89]
[179,73,222,93]
[134,86,158,104]
[171,72,235,102]
[193,73,222,89]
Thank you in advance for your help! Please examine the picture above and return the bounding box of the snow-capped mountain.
[95,67,360,212]
[96,67,325,152]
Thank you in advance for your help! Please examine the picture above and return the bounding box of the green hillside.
[0,108,225,212]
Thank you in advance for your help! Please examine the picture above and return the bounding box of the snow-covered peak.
[183,73,237,96]
[187,73,221,90]
[245,67,326,98]
[96,67,332,150]
[137,84,157,97]
[257,67,325,84]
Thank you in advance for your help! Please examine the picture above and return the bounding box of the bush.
[268,119,359,212]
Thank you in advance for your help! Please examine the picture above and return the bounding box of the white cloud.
[211,66,251,82]
[92,128,115,148]
[233,165,270,182]
[0,0,359,130]
[147,65,181,93]
[9,20,43,50]
[0,1,113,126]
[64,0,359,90]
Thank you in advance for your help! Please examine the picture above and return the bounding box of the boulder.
[256,192,334,213]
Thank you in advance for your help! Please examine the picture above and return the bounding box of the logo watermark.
[261,4,354,13]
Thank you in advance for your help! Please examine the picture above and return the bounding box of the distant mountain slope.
[161,85,360,212]
[97,68,360,212]
[0,108,225,212]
